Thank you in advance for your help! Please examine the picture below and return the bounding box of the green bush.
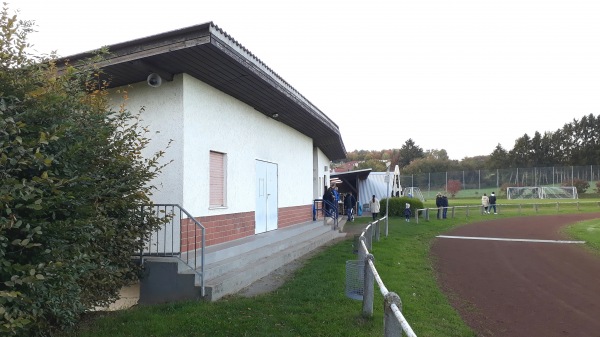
[380,197,424,217]
[562,179,590,194]
[0,7,168,336]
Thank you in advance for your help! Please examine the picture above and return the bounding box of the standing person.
[404,203,412,222]
[489,192,497,214]
[369,195,380,220]
[441,194,449,219]
[481,193,490,214]
[349,192,357,221]
[332,186,340,216]
[323,187,334,217]
[435,193,442,219]
[344,192,355,221]
[332,185,340,204]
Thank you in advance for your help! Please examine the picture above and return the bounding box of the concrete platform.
[138,218,345,304]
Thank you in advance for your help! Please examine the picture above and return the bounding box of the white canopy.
[391,165,402,197]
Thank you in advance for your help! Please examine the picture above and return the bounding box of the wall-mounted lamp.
[147,73,162,87]
[271,113,279,118]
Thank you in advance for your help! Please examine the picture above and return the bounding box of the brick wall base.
[278,204,313,228]
[180,204,313,250]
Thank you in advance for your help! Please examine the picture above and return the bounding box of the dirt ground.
[431,213,600,337]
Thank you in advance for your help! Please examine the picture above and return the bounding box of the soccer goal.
[506,186,578,200]
[540,186,578,199]
[403,187,425,202]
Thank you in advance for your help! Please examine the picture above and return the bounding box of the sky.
[10,0,600,160]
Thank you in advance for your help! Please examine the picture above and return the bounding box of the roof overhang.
[58,22,346,160]
[331,168,372,182]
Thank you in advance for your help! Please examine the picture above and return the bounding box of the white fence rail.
[352,216,418,337]
[415,201,600,223]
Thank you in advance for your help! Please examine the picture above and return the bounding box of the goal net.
[540,186,578,199]
[403,187,425,202]
[506,186,578,200]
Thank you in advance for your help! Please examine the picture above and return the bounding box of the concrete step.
[200,223,333,281]
[202,220,331,265]
[203,229,344,301]
[139,220,345,304]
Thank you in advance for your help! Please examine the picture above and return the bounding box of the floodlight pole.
[385,162,390,236]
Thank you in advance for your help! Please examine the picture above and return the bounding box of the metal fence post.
[375,221,381,242]
[362,254,375,317]
[384,292,402,337]
[451,206,455,219]
[385,165,390,236]
[425,208,430,220]
[466,205,469,217]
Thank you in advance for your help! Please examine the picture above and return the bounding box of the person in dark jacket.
[489,191,497,214]
[435,193,442,219]
[441,194,449,219]
[404,203,412,222]
[323,187,335,217]
[344,192,356,221]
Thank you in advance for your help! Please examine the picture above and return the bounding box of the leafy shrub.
[562,179,590,194]
[445,179,462,197]
[0,7,168,336]
[380,197,424,217]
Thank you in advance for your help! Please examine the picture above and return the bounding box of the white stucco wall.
[313,148,331,199]
[181,74,315,216]
[108,73,331,218]
[108,76,185,205]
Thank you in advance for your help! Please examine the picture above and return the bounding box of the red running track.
[431,213,600,337]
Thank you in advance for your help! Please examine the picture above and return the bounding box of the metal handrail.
[139,204,205,296]
[313,198,339,229]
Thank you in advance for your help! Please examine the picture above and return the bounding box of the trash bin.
[345,260,364,300]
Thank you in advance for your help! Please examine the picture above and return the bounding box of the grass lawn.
[60,199,600,337]
[563,217,600,255]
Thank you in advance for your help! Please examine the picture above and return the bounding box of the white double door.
[255,160,278,234]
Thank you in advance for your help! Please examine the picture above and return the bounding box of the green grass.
[60,200,600,337]
[420,186,595,200]
[563,218,600,255]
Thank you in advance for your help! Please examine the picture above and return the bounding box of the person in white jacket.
[481,193,490,214]
[370,195,381,220]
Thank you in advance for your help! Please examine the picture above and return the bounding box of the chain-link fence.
[399,165,600,199]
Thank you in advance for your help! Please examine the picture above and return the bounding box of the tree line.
[338,113,600,174]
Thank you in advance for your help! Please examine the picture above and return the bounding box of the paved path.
[431,213,600,337]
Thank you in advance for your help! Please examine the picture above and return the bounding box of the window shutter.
[209,151,226,207]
